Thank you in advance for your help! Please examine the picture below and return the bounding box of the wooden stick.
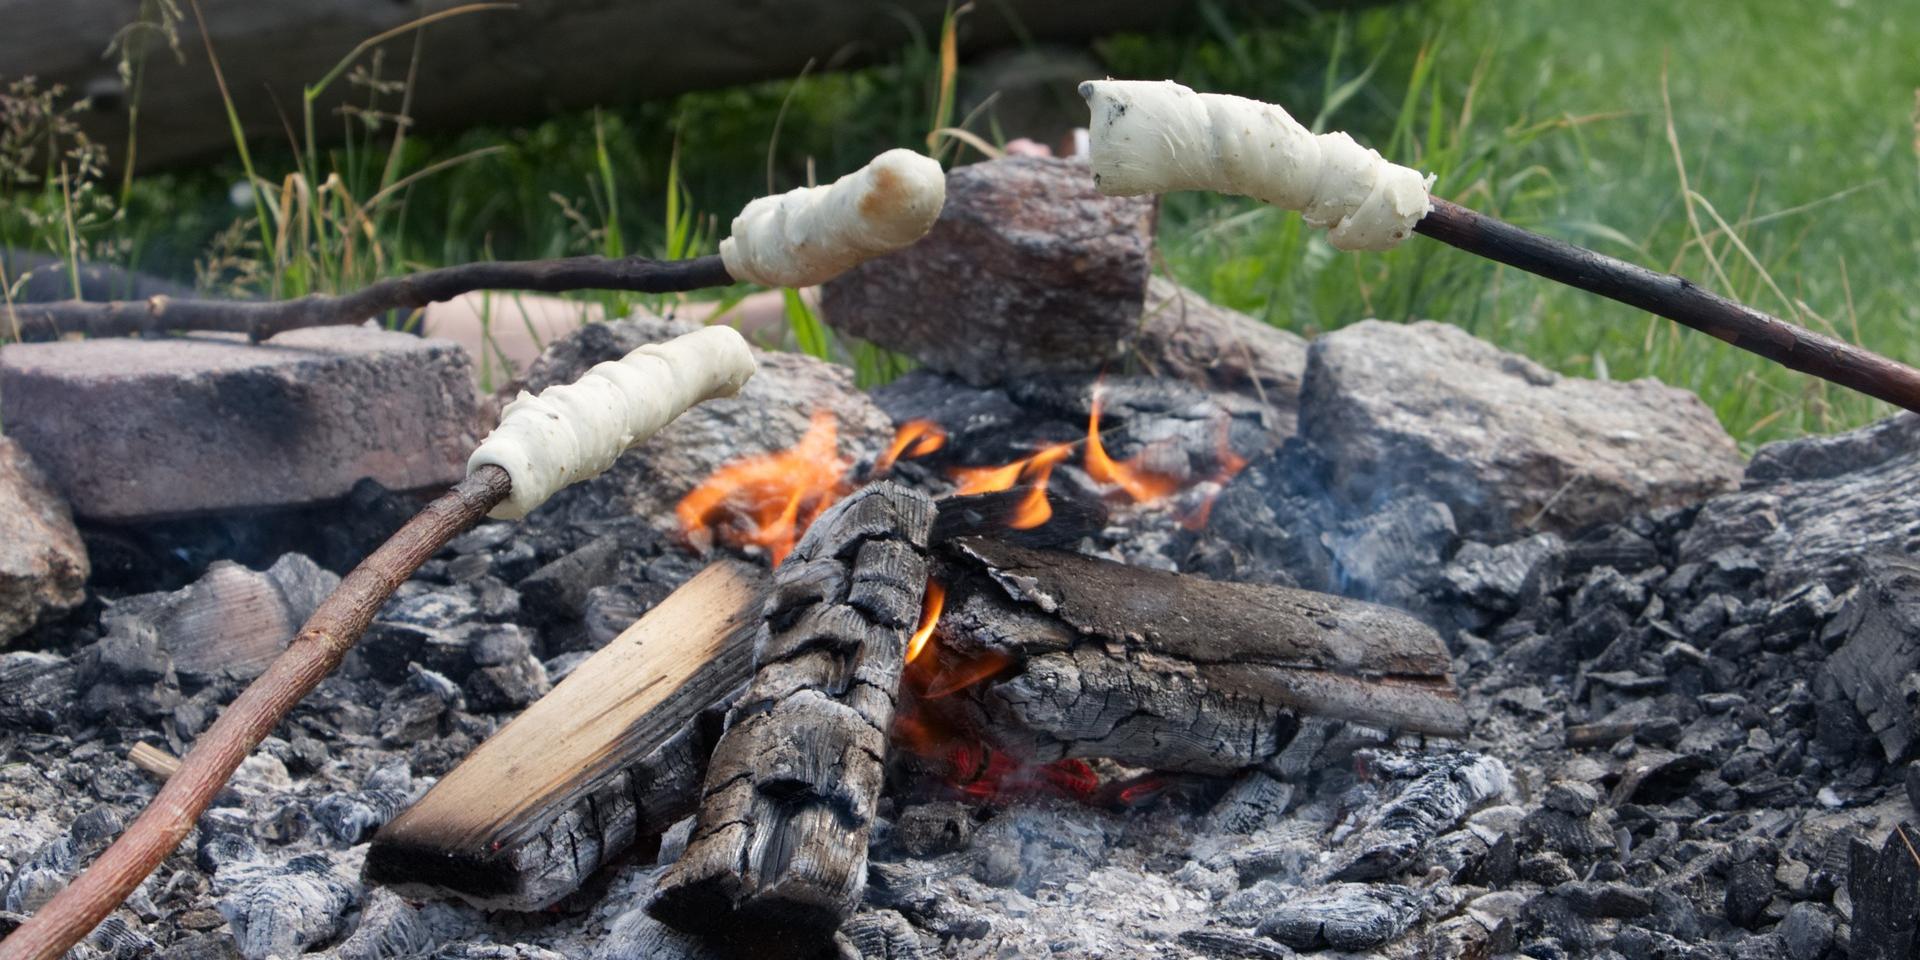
[1,254,733,342]
[0,466,510,960]
[125,743,182,782]
[1413,197,1920,414]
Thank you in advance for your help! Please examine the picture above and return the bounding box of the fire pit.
[4,143,1919,960]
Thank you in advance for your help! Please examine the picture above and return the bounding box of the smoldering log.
[921,537,1469,776]
[363,560,768,911]
[649,483,935,939]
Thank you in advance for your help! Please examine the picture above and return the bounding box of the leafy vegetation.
[4,0,1915,447]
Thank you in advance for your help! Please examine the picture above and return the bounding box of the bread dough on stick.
[720,148,947,288]
[468,326,756,519]
[1078,79,1433,251]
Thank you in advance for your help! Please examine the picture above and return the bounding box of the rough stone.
[1681,413,1920,592]
[0,436,88,643]
[1297,320,1742,538]
[0,326,479,521]
[519,317,892,533]
[1134,277,1310,429]
[820,156,1155,386]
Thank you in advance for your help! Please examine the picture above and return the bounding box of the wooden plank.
[364,560,768,910]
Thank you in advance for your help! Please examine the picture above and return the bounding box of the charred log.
[364,561,768,911]
[649,483,935,940]
[919,537,1468,776]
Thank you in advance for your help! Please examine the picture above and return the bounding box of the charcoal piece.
[1565,526,1662,577]
[98,554,338,685]
[888,802,977,858]
[1255,883,1422,951]
[367,561,767,910]
[1724,859,1775,928]
[1778,902,1834,960]
[1177,928,1299,959]
[592,907,723,960]
[839,910,924,960]
[516,534,624,626]
[1208,771,1295,834]
[1823,556,1920,761]
[937,537,1468,776]
[2,836,74,913]
[1848,826,1920,960]
[652,484,934,941]
[0,651,75,730]
[1438,534,1565,612]
[1327,751,1509,881]
[863,857,993,941]
[1320,497,1456,607]
[212,853,360,960]
[1612,751,1713,805]
[1679,413,1920,592]
[328,887,433,960]
[461,653,551,712]
[1553,881,1653,919]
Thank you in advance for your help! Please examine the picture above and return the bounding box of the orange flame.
[1084,394,1183,504]
[1178,416,1251,531]
[875,419,948,474]
[674,410,849,566]
[950,443,1071,530]
[906,580,945,665]
[924,649,1013,699]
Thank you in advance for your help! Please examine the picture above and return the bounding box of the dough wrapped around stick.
[720,148,947,288]
[1079,79,1433,251]
[468,326,756,519]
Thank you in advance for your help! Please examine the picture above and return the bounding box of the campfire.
[5,80,1919,960]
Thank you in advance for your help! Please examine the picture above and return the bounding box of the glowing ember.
[674,410,849,566]
[1084,393,1183,503]
[950,443,1071,530]
[906,581,945,665]
[875,419,947,474]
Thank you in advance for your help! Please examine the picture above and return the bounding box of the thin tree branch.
[2,253,734,342]
[0,466,512,960]
[1413,197,1920,415]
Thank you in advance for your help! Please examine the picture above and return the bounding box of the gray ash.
[4,317,1917,960]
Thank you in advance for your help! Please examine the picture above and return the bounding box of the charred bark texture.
[1823,555,1920,762]
[928,537,1468,775]
[364,561,768,911]
[650,483,934,939]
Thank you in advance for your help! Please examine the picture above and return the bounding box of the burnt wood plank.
[650,482,934,941]
[363,560,768,910]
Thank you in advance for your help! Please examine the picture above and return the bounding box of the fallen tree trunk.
[919,536,1469,775]
[363,560,769,910]
[19,1,1334,173]
[649,482,935,941]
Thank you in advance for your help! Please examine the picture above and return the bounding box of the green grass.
[5,0,1916,448]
